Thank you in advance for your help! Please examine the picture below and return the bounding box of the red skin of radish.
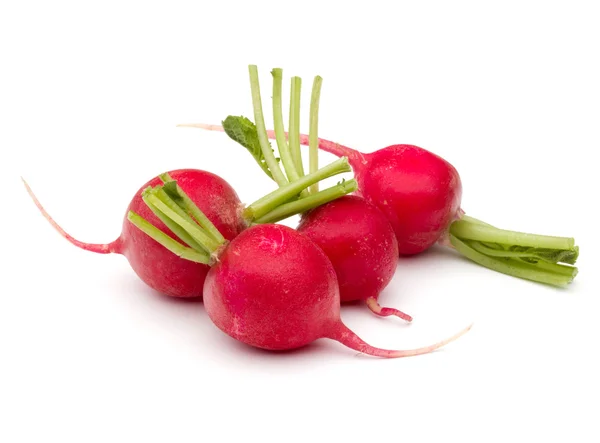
[25,169,246,298]
[185,124,462,255]
[297,195,412,322]
[203,224,471,357]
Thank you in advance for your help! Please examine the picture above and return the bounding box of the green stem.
[308,75,323,194]
[158,172,173,183]
[271,68,301,184]
[450,220,575,250]
[450,235,574,286]
[255,179,358,224]
[142,187,206,251]
[531,260,578,278]
[144,192,222,254]
[159,173,226,244]
[129,179,229,264]
[248,65,288,187]
[459,215,493,227]
[289,76,304,177]
[127,211,210,264]
[244,156,351,221]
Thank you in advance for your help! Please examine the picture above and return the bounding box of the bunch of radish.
[25,63,579,360]
[25,65,471,358]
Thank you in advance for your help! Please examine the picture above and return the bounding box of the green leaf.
[222,115,278,180]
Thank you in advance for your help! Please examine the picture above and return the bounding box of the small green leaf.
[222,115,276,180]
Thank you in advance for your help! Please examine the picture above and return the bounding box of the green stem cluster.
[220,66,355,215]
[244,157,352,221]
[243,65,352,215]
[255,178,358,224]
[128,175,227,265]
[448,215,579,286]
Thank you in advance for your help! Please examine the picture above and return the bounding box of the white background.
[1,1,599,442]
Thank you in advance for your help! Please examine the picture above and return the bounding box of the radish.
[298,138,579,286]
[297,195,409,321]
[130,177,472,357]
[181,125,579,286]
[24,169,244,298]
[25,153,354,298]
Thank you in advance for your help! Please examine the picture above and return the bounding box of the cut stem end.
[447,215,579,286]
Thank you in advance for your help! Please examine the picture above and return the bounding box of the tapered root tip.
[22,177,51,218]
[330,322,473,359]
[365,296,413,322]
[389,322,474,358]
[22,177,118,254]
[414,323,474,355]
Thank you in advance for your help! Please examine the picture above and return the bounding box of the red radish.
[297,195,411,322]
[204,223,470,355]
[24,169,246,298]
[322,143,462,256]
[129,182,471,357]
[186,123,579,286]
